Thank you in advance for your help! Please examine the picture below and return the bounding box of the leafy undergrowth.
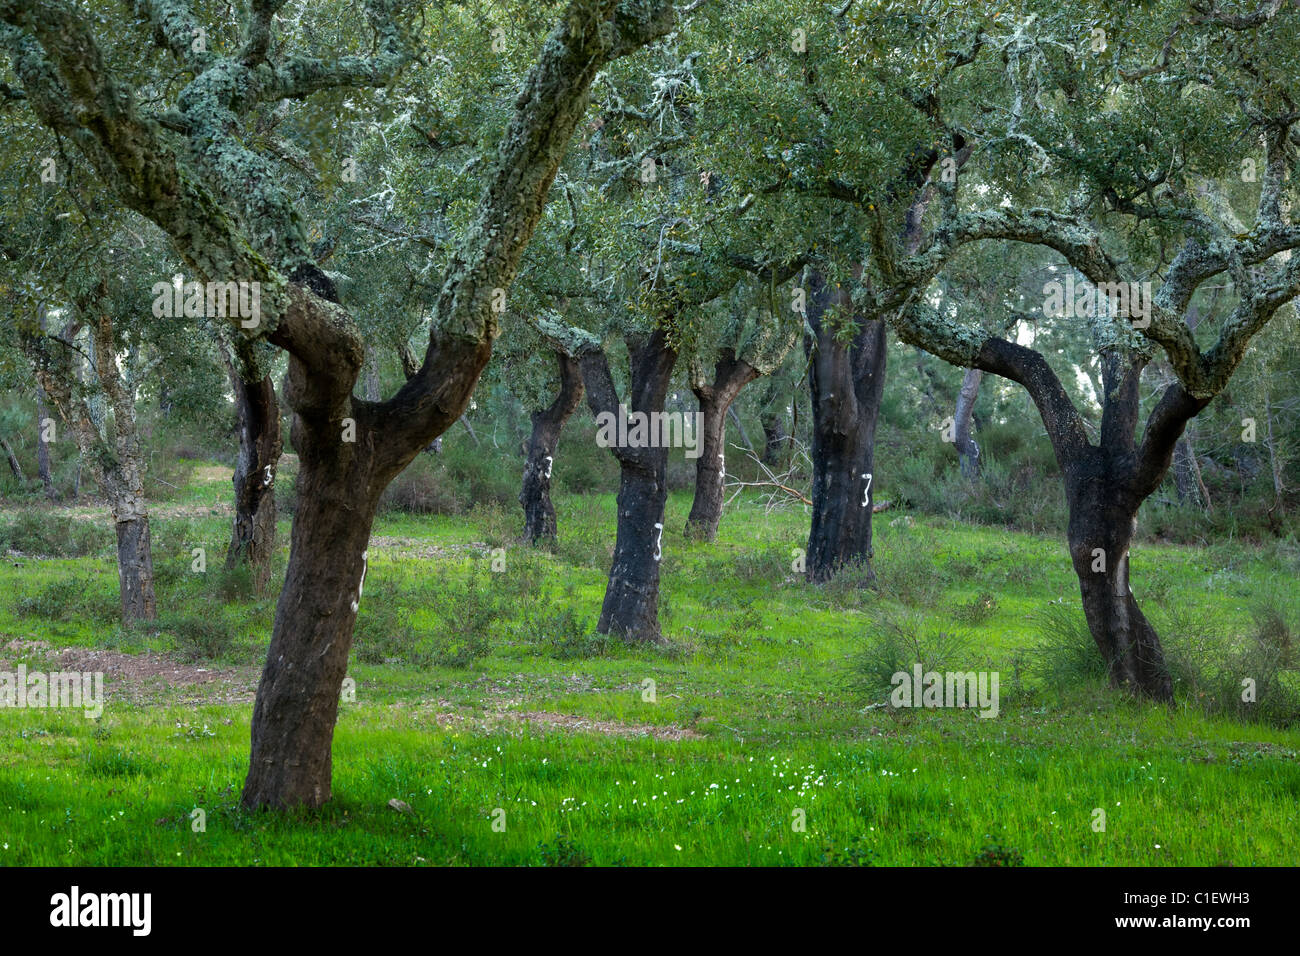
[1,483,1298,865]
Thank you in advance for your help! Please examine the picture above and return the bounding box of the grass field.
[1,461,1298,866]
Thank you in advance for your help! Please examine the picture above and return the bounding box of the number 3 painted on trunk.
[861,473,873,507]
[543,455,553,479]
[653,522,664,562]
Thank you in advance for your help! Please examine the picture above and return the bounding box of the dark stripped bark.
[954,367,982,479]
[581,331,677,642]
[520,351,583,544]
[972,339,1209,700]
[686,351,759,541]
[804,269,888,583]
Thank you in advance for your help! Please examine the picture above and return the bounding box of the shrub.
[352,580,417,665]
[1027,601,1108,696]
[970,839,1025,867]
[163,612,235,662]
[852,608,973,700]
[874,531,946,608]
[1162,598,1300,727]
[952,592,998,626]
[428,569,502,667]
[0,511,108,558]
[16,575,120,624]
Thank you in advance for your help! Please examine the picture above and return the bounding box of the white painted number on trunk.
[263,465,273,487]
[861,473,873,507]
[653,522,664,562]
[350,551,369,613]
[543,455,553,479]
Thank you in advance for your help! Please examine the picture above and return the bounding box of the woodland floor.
[0,461,1297,865]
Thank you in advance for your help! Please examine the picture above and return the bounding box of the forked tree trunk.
[520,351,583,544]
[969,341,1208,700]
[239,0,676,808]
[686,352,759,541]
[804,269,888,583]
[581,331,677,642]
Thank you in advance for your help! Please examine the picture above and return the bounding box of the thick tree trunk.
[582,331,677,642]
[242,446,376,809]
[686,353,759,541]
[226,370,282,593]
[602,452,670,639]
[954,367,982,479]
[114,508,157,621]
[1067,488,1171,701]
[804,270,888,583]
[520,352,583,544]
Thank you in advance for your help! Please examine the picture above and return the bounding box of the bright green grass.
[1,478,1298,866]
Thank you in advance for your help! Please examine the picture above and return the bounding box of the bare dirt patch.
[1,638,257,705]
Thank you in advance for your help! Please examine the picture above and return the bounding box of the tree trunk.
[804,269,888,583]
[761,410,788,464]
[728,406,754,453]
[242,440,376,809]
[27,300,158,622]
[1,436,24,481]
[35,388,54,499]
[1067,484,1171,701]
[686,352,759,541]
[581,331,677,642]
[954,367,982,479]
[35,309,55,499]
[227,368,282,593]
[114,506,157,621]
[520,351,583,544]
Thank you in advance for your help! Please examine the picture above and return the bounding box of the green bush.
[16,575,120,624]
[1027,601,1108,696]
[0,511,108,558]
[162,612,235,662]
[852,608,973,700]
[1162,598,1300,727]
